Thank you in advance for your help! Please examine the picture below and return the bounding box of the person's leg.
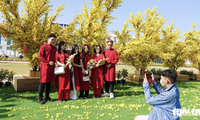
[38,82,45,104]
[79,90,84,99]
[101,88,104,94]
[105,81,109,93]
[63,89,70,101]
[58,88,63,101]
[85,90,89,98]
[110,82,115,98]
[96,88,101,98]
[110,82,115,93]
[93,88,96,97]
[45,82,52,101]
[101,81,110,97]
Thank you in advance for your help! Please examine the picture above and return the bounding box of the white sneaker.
[101,92,110,97]
[110,92,114,99]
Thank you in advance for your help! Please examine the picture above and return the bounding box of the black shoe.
[44,97,53,102]
[38,99,44,105]
[79,97,84,99]
[84,97,88,99]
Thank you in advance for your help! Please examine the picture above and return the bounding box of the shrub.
[156,69,163,76]
[150,68,157,75]
[121,69,128,80]
[115,70,122,80]
[180,70,194,77]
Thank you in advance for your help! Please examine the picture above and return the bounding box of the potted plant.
[116,70,121,84]
[4,69,11,87]
[5,70,15,87]
[0,69,5,87]
[10,58,14,61]
[121,69,128,83]
[186,71,194,80]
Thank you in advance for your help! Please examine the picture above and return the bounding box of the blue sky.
[1,0,200,40]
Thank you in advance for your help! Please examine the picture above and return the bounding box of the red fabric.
[93,88,101,97]
[24,45,27,52]
[58,89,70,100]
[71,55,81,91]
[120,56,122,61]
[80,52,91,90]
[91,54,104,90]
[103,49,118,82]
[38,44,57,83]
[55,52,71,90]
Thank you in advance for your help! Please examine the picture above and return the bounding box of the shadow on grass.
[0,108,15,119]
[176,81,198,89]
[114,91,145,97]
[0,84,58,103]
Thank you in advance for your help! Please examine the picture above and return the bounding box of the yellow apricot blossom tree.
[74,0,123,55]
[114,7,166,73]
[0,0,76,70]
[114,7,184,73]
[184,24,200,70]
[159,22,188,71]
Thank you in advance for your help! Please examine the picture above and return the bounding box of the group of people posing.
[37,33,118,104]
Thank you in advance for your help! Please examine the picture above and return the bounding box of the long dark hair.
[71,44,80,64]
[94,45,101,54]
[82,45,89,61]
[58,41,67,54]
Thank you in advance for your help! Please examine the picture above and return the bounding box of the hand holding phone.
[145,72,153,83]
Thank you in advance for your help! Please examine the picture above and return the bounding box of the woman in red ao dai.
[91,45,105,98]
[55,41,71,102]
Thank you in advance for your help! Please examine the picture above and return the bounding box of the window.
[0,46,2,50]
[7,47,12,50]
[7,37,11,45]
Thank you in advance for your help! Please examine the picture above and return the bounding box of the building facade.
[0,35,20,57]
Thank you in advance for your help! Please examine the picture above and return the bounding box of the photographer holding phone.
[134,70,181,120]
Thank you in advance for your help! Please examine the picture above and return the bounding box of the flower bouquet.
[87,59,96,70]
[96,58,109,66]
[68,53,77,69]
[68,53,77,63]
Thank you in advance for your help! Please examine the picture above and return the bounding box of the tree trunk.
[33,66,37,71]
[140,69,143,75]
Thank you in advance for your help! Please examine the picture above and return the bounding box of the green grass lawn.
[0,62,137,75]
[0,81,200,120]
[0,62,31,75]
[1,62,200,119]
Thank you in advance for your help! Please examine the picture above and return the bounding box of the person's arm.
[71,58,82,68]
[80,59,87,74]
[66,61,71,66]
[143,83,177,106]
[152,81,162,94]
[111,50,118,67]
[56,60,66,67]
[96,62,105,67]
[80,59,85,70]
[38,45,49,65]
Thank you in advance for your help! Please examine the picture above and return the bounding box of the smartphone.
[146,73,153,83]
